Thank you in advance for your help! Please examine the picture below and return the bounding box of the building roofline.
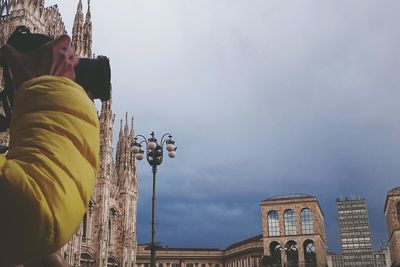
[223,234,263,251]
[137,244,222,252]
[389,186,400,192]
[384,186,400,212]
[261,194,324,217]
[262,193,315,202]
[138,234,263,253]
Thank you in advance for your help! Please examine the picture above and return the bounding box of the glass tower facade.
[336,198,374,267]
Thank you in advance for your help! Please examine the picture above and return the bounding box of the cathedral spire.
[115,119,124,168]
[99,99,112,126]
[119,119,123,138]
[87,0,91,16]
[130,117,135,138]
[98,99,115,180]
[85,0,91,24]
[124,112,129,137]
[71,0,84,56]
[116,113,135,172]
[77,0,83,12]
[83,0,92,57]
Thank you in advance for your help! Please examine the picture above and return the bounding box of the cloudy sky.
[47,0,400,252]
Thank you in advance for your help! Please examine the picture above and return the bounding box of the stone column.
[281,250,287,267]
[297,240,305,263]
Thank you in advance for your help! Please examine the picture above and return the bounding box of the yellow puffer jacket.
[0,76,99,265]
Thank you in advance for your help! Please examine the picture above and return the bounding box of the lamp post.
[131,132,177,267]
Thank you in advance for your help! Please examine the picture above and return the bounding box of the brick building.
[260,194,328,267]
[384,187,400,266]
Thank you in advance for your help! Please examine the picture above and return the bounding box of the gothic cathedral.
[0,1,138,266]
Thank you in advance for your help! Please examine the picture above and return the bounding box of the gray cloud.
[48,0,400,252]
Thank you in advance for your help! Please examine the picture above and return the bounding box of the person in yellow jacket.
[0,33,99,266]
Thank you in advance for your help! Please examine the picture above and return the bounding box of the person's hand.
[0,34,79,89]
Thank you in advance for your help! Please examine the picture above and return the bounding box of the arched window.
[269,241,282,266]
[285,240,299,267]
[284,209,296,235]
[107,257,119,267]
[267,210,280,236]
[303,240,317,267]
[108,207,117,245]
[397,202,400,224]
[80,252,95,267]
[301,208,314,234]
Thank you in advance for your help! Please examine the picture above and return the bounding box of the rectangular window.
[301,209,314,234]
[267,211,280,236]
[284,210,297,235]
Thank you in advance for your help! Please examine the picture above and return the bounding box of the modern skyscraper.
[327,252,344,267]
[336,197,374,267]
[373,246,391,267]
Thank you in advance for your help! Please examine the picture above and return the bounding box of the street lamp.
[131,132,177,267]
